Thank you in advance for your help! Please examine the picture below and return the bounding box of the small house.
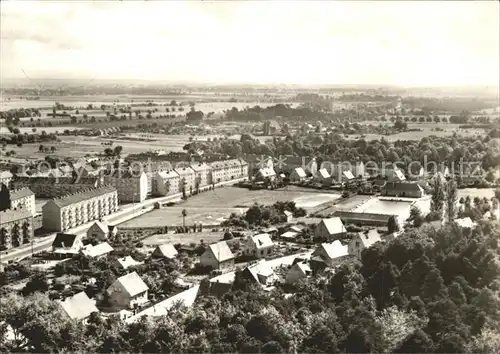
[311,240,349,267]
[52,233,84,257]
[314,217,347,241]
[244,233,275,258]
[282,210,293,222]
[348,229,382,258]
[87,221,109,240]
[106,272,149,310]
[151,244,178,260]
[290,167,307,182]
[286,261,312,284]
[200,241,235,270]
[117,256,143,270]
[242,260,278,286]
[453,217,476,229]
[80,242,114,259]
[58,291,98,322]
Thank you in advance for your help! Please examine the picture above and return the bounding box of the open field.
[142,231,226,246]
[120,186,341,228]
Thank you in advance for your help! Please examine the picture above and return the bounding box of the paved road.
[0,178,245,263]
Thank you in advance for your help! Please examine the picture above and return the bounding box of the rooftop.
[317,240,349,260]
[58,292,98,321]
[48,185,117,209]
[109,272,149,297]
[0,209,32,224]
[81,242,114,258]
[207,241,234,262]
[117,256,143,269]
[249,233,274,249]
[319,217,346,235]
[153,244,178,259]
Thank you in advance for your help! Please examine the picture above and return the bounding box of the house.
[200,241,235,270]
[106,272,149,309]
[244,233,275,258]
[255,167,276,182]
[381,182,424,198]
[242,260,278,286]
[290,167,307,182]
[314,168,331,183]
[311,240,349,267]
[117,256,143,270]
[286,261,312,284]
[314,217,347,241]
[151,244,178,260]
[348,229,382,258]
[80,242,114,259]
[10,188,36,215]
[154,170,181,196]
[58,291,98,322]
[385,167,406,182]
[280,231,299,240]
[282,210,293,222]
[0,209,34,250]
[87,221,109,240]
[453,217,476,229]
[52,232,84,257]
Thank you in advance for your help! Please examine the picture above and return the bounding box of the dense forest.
[1,219,499,353]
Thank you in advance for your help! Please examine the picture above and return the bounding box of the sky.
[1,0,499,86]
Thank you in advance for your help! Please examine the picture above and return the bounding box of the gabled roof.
[249,233,274,249]
[293,167,307,178]
[283,210,293,217]
[153,244,178,259]
[48,185,117,209]
[258,167,276,178]
[318,217,346,235]
[292,262,311,275]
[317,168,330,179]
[246,260,275,283]
[207,241,234,262]
[58,292,98,321]
[52,233,79,249]
[358,229,382,248]
[117,256,143,270]
[81,242,114,258]
[383,182,424,193]
[10,188,34,200]
[174,167,195,176]
[190,163,211,172]
[0,171,13,179]
[89,221,108,235]
[454,217,476,229]
[0,209,32,224]
[317,240,349,260]
[394,169,406,181]
[109,272,149,297]
[157,170,180,179]
[280,231,298,239]
[343,170,355,180]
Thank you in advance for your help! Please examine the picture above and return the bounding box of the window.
[355,241,360,247]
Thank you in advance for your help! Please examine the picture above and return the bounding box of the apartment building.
[174,166,196,196]
[42,186,118,232]
[190,162,212,191]
[10,188,36,215]
[154,170,181,196]
[0,209,34,250]
[0,171,13,187]
[11,176,101,198]
[103,170,148,203]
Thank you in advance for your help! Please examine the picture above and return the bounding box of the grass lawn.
[120,186,341,228]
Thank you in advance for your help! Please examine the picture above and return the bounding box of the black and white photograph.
[0,0,499,353]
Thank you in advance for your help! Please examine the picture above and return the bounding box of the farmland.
[119,186,341,228]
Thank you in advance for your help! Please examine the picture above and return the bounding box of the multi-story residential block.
[103,170,148,203]
[10,188,36,215]
[0,171,13,187]
[174,166,196,196]
[154,170,181,196]
[42,186,118,232]
[190,162,212,191]
[209,160,226,184]
[11,176,101,198]
[0,209,34,250]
